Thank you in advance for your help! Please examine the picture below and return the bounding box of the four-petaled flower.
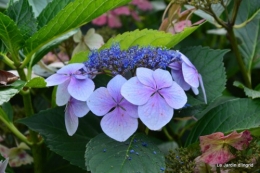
[45,63,95,105]
[198,130,252,164]
[121,67,187,130]
[87,75,138,142]
[168,52,207,103]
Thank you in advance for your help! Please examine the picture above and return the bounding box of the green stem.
[227,28,251,88]
[17,68,43,173]
[230,0,242,25]
[163,127,173,141]
[0,53,16,69]
[0,107,32,145]
[21,91,43,173]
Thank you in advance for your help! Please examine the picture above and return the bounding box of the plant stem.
[0,107,32,145]
[230,0,242,25]
[21,90,43,173]
[17,68,43,173]
[0,53,16,69]
[226,27,251,88]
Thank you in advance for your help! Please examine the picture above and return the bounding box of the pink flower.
[131,0,153,11]
[92,6,131,28]
[198,130,252,164]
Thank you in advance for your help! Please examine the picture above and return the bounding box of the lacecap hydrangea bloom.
[45,44,206,141]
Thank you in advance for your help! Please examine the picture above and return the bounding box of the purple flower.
[65,97,90,136]
[168,52,207,103]
[121,67,187,130]
[45,63,95,105]
[87,75,138,142]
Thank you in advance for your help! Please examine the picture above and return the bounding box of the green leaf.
[29,29,78,67]
[6,0,37,40]
[0,13,23,54]
[102,27,201,50]
[185,0,231,24]
[28,0,53,17]
[181,46,229,103]
[237,0,260,23]
[233,81,260,99]
[85,133,165,173]
[1,102,13,121]
[43,149,86,173]
[235,1,260,72]
[69,50,90,64]
[18,107,102,170]
[25,77,46,88]
[24,0,131,59]
[37,0,75,28]
[0,80,25,105]
[185,98,260,146]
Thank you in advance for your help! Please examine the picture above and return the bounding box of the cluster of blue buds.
[84,44,182,75]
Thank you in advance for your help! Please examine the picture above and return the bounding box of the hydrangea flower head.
[87,75,138,142]
[168,52,207,103]
[45,63,95,105]
[121,67,187,130]
[65,97,90,136]
[198,130,252,164]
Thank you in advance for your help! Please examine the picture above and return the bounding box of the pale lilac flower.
[121,67,187,130]
[4,143,33,167]
[45,63,95,105]
[0,158,8,173]
[65,97,90,136]
[168,52,207,103]
[87,75,138,142]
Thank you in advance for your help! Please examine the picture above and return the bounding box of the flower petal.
[56,80,70,106]
[199,146,235,164]
[224,130,252,150]
[65,106,79,136]
[171,69,190,90]
[84,28,104,50]
[182,62,199,88]
[168,61,181,70]
[45,73,69,86]
[138,93,173,130]
[101,108,138,142]
[120,99,138,118]
[57,63,84,75]
[121,77,154,105]
[70,97,89,117]
[153,68,172,89]
[107,75,126,103]
[159,81,187,109]
[0,158,8,171]
[136,67,156,88]
[87,87,116,116]
[68,77,95,101]
[179,52,194,67]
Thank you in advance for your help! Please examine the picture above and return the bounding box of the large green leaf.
[18,107,102,170]
[85,133,165,173]
[28,0,53,17]
[24,0,131,59]
[0,13,23,54]
[185,98,260,146]
[6,0,37,40]
[0,80,25,105]
[28,29,78,67]
[181,46,228,104]
[102,27,201,50]
[37,0,75,28]
[235,1,260,72]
